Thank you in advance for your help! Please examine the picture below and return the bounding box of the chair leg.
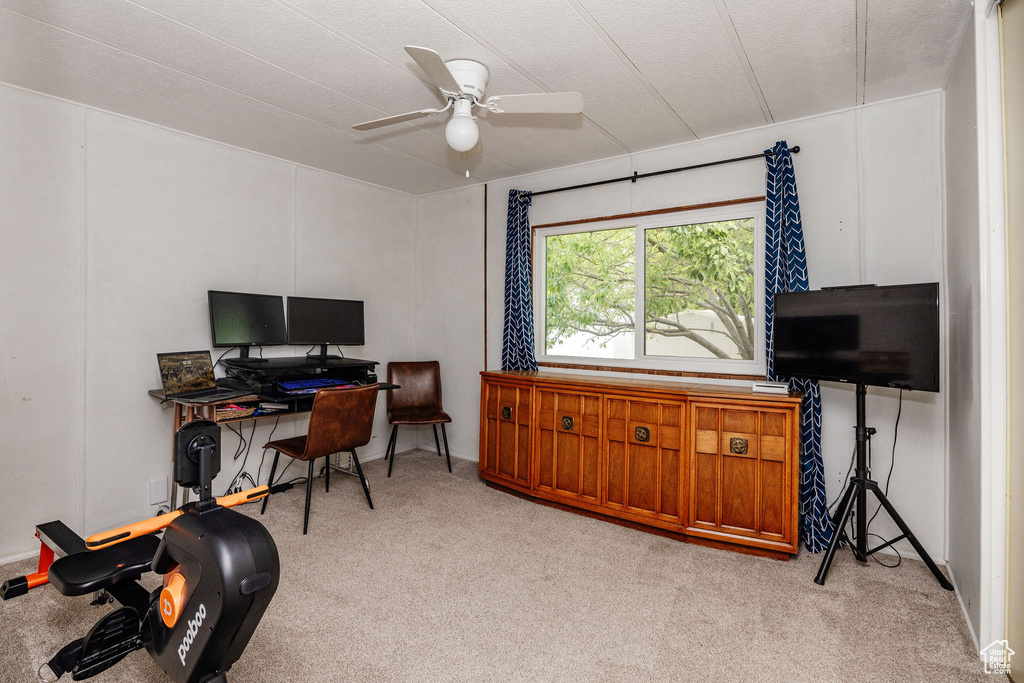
[441,423,452,474]
[261,451,280,515]
[385,425,397,462]
[303,460,314,535]
[325,454,330,493]
[387,425,400,478]
[350,449,374,510]
[432,425,442,457]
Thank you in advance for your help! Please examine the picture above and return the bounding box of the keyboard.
[277,377,352,394]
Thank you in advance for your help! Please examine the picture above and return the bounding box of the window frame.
[533,203,767,377]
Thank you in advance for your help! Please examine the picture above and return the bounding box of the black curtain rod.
[518,146,800,201]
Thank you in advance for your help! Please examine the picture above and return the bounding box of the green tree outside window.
[543,218,755,361]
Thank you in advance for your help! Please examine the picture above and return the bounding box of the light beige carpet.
[0,450,990,682]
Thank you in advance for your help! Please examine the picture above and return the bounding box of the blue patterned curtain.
[764,141,834,553]
[502,190,538,371]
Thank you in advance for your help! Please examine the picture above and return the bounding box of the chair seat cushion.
[264,435,308,459]
[48,534,161,597]
[387,407,452,425]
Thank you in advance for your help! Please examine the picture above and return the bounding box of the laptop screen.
[158,351,217,396]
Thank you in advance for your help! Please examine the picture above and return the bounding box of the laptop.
[157,351,252,403]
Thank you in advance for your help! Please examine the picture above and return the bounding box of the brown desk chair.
[262,384,377,534]
[384,361,452,477]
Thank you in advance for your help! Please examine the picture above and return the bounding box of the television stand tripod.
[814,383,953,590]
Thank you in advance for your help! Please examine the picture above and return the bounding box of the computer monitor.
[287,296,365,361]
[208,290,287,360]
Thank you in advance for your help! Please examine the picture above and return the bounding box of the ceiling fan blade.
[485,92,584,114]
[405,45,461,94]
[352,108,444,131]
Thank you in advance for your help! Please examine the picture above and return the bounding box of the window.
[534,205,765,376]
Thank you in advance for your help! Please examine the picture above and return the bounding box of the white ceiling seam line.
[0,76,423,198]
[416,0,631,153]
[271,0,467,102]
[84,0,476,145]
[856,0,868,105]
[0,8,490,178]
[565,0,697,138]
[480,87,946,201]
[712,0,773,124]
[0,47,480,183]
[268,0,468,129]
[271,0,445,90]
[472,116,577,167]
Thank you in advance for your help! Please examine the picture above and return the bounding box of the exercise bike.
[1,420,280,683]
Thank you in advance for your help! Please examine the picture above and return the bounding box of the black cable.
[845,390,905,567]
[222,419,257,496]
[225,423,247,461]
[867,389,903,529]
[867,533,902,568]
[273,459,298,486]
[256,417,281,485]
[214,346,238,368]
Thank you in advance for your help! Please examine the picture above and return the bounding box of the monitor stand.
[306,344,340,362]
[237,346,268,362]
[813,383,952,590]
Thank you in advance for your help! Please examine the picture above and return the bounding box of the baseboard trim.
[410,443,475,462]
[0,548,40,568]
[946,561,981,655]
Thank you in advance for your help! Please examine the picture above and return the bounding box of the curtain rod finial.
[791,146,800,153]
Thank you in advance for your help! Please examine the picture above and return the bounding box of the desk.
[149,382,398,509]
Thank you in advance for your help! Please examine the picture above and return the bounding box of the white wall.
[0,86,86,561]
[0,83,417,561]
[483,93,949,561]
[0,77,970,584]
[943,18,982,643]
[413,187,485,460]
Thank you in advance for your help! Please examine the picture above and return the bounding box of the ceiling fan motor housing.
[443,59,489,101]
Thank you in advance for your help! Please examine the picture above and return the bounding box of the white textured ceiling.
[0,0,972,195]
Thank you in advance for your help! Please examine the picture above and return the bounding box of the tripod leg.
[868,482,954,590]
[814,480,859,586]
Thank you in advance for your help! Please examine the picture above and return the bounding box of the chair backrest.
[302,384,378,460]
[386,361,443,412]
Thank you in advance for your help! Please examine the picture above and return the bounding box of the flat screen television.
[208,290,287,359]
[772,282,939,392]
[287,296,364,360]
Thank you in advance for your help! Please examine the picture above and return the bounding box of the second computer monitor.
[287,296,364,360]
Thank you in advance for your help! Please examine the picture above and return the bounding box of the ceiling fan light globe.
[445,115,479,153]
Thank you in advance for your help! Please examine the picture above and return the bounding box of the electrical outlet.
[150,476,169,505]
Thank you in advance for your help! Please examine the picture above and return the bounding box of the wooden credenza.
[479,370,802,558]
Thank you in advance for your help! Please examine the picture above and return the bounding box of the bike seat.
[48,535,161,597]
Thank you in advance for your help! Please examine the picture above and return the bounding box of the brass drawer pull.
[500,406,512,420]
[634,426,650,443]
[729,437,748,454]
[561,416,574,431]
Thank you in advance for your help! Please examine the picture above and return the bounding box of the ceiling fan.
[353,46,584,153]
